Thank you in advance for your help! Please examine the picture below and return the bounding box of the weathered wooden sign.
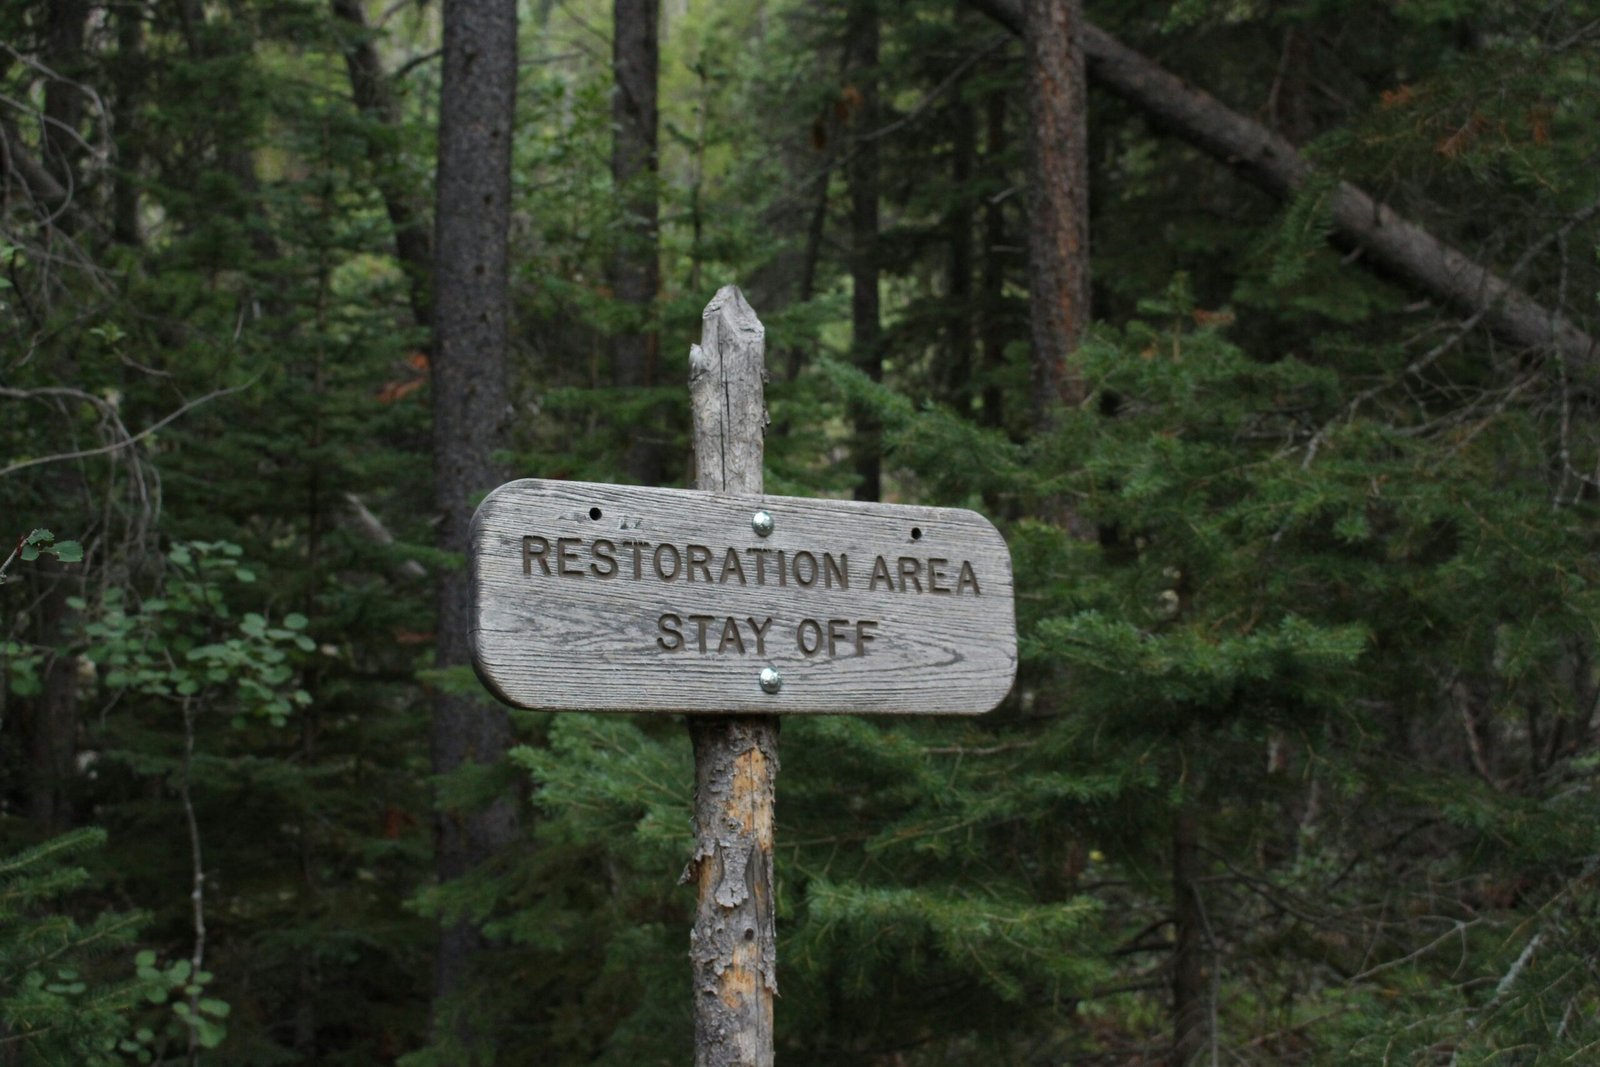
[469,478,1016,714]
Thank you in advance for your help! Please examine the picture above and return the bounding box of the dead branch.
[965,0,1599,374]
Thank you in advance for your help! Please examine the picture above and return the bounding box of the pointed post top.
[690,285,769,497]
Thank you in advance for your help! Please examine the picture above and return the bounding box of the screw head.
[758,667,782,694]
[751,509,775,537]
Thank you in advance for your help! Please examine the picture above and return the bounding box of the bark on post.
[684,286,779,1067]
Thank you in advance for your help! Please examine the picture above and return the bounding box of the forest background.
[3,0,1599,1064]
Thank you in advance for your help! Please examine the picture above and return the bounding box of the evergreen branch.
[32,910,144,969]
[1295,196,1600,472]
[0,827,107,878]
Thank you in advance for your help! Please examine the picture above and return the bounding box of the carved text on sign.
[520,536,981,596]
[470,479,1017,715]
[518,534,985,661]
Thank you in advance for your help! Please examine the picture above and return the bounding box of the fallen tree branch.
[966,0,1598,374]
[0,381,251,479]
[343,492,427,580]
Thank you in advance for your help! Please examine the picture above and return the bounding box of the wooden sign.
[469,478,1016,715]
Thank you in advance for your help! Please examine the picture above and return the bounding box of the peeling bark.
[685,286,778,1067]
[684,718,779,1067]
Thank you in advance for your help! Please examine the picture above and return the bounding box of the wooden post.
[683,286,779,1067]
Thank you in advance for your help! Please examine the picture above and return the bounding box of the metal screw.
[751,509,775,537]
[758,667,782,694]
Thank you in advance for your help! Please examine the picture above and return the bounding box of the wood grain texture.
[469,479,1017,715]
[686,284,779,1067]
[689,286,767,497]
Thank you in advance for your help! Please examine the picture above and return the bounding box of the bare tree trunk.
[611,0,663,484]
[22,0,91,831]
[979,89,1009,431]
[1171,806,1210,1066]
[43,0,88,211]
[111,4,145,247]
[430,0,519,1051]
[967,0,1598,371]
[685,287,778,1067]
[847,0,882,502]
[784,166,832,386]
[945,52,977,412]
[24,562,78,833]
[1023,0,1090,427]
[331,0,435,329]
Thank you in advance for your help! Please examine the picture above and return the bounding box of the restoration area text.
[520,534,983,659]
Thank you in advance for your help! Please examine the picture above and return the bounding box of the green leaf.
[283,612,309,630]
[196,1017,227,1048]
[51,540,83,562]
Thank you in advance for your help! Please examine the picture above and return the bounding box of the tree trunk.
[611,0,663,484]
[1171,806,1210,1066]
[331,0,435,329]
[22,0,91,831]
[945,55,977,412]
[979,89,1009,431]
[430,0,519,1050]
[1023,0,1090,427]
[24,561,79,833]
[111,3,146,246]
[43,0,88,213]
[967,0,1598,373]
[846,0,882,502]
[685,287,778,1067]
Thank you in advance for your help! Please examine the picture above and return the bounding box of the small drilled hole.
[911,526,923,541]
[589,506,602,520]
[744,927,756,941]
